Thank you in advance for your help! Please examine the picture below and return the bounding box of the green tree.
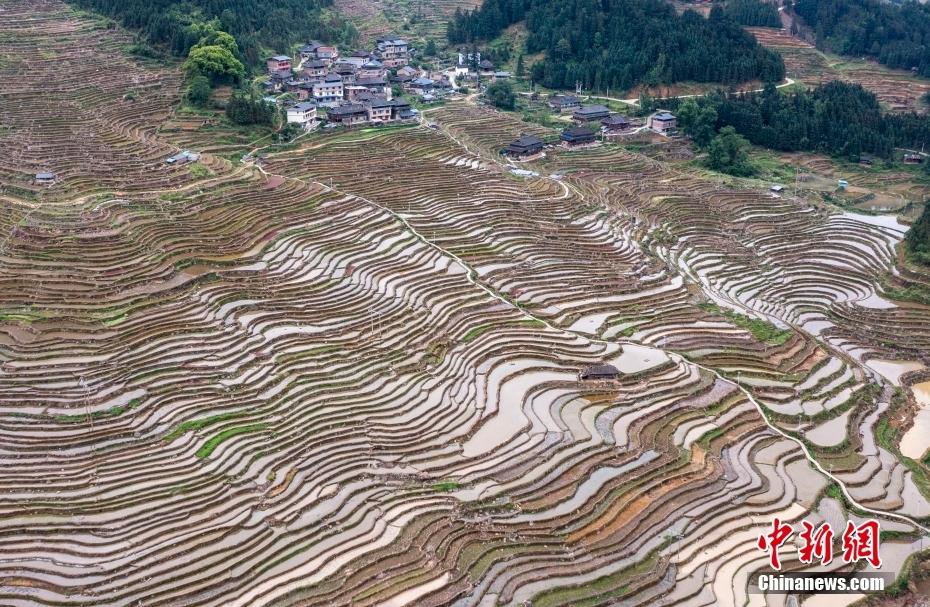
[185,44,245,84]
[486,80,515,110]
[677,98,718,148]
[424,39,437,56]
[706,126,754,176]
[515,53,525,78]
[187,74,212,106]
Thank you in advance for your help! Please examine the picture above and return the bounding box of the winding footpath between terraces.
[245,97,930,539]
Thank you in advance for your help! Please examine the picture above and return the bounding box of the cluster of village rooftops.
[504,96,678,159]
[264,36,463,130]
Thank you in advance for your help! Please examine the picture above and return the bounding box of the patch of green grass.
[54,398,141,423]
[698,302,792,345]
[430,480,460,492]
[164,411,248,442]
[189,163,210,178]
[196,423,269,459]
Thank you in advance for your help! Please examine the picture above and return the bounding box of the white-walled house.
[286,102,318,128]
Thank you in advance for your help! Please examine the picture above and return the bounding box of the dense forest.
[674,81,930,160]
[725,0,783,28]
[66,0,355,65]
[447,0,785,90]
[793,0,930,77]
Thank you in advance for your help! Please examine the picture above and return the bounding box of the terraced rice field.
[1,2,929,606]
[747,27,930,112]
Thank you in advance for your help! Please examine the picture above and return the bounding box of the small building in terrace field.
[579,364,620,381]
[286,102,317,128]
[34,171,56,185]
[166,150,200,165]
[326,103,369,126]
[549,94,581,113]
[648,111,677,134]
[572,104,610,123]
[503,135,544,158]
[904,153,924,164]
[478,59,495,76]
[561,126,597,147]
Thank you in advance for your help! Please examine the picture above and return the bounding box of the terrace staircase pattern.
[0,3,929,607]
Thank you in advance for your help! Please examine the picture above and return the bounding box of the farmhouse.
[549,95,581,113]
[34,171,56,185]
[302,59,327,81]
[266,55,292,78]
[649,111,677,134]
[300,41,338,63]
[572,104,610,123]
[312,74,345,106]
[326,103,369,126]
[579,364,620,381]
[376,37,410,68]
[478,59,495,75]
[166,150,200,165]
[286,102,317,129]
[904,153,924,164]
[503,135,544,158]
[493,71,511,81]
[601,114,631,132]
[561,126,597,147]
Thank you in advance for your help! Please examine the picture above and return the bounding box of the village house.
[332,61,358,83]
[286,102,318,129]
[579,364,620,381]
[359,60,387,80]
[343,51,373,68]
[549,95,582,113]
[312,74,345,106]
[397,65,419,80]
[904,153,924,164]
[493,71,511,81]
[266,55,292,78]
[299,41,338,63]
[648,111,677,134]
[478,59,495,76]
[561,126,597,148]
[302,59,327,82]
[326,103,369,126]
[356,77,391,98]
[408,77,436,93]
[376,37,410,68]
[503,134,544,159]
[572,104,610,123]
[601,114,631,133]
[363,97,413,123]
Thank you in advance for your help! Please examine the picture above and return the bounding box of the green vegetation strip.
[699,302,792,345]
[196,423,269,458]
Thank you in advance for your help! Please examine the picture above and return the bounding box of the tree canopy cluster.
[793,0,930,77]
[447,0,785,90]
[674,81,930,161]
[725,0,783,28]
[226,93,276,126]
[65,0,355,65]
[907,203,930,265]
